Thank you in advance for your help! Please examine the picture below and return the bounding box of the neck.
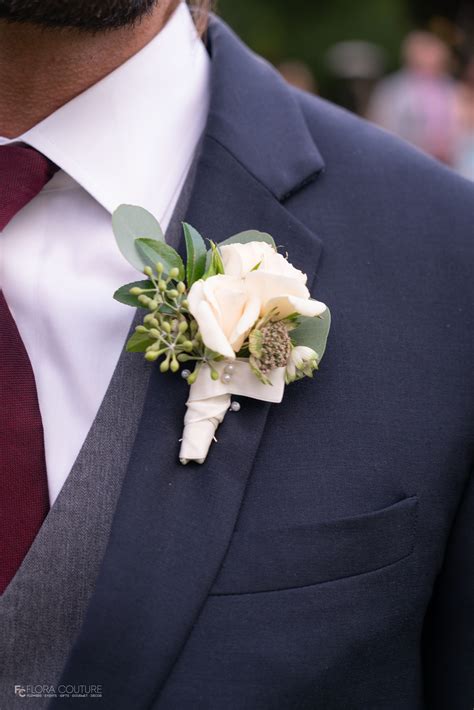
[0,1,179,138]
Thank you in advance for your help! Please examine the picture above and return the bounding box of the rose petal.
[188,279,237,358]
[265,295,327,319]
[221,243,273,277]
[221,242,307,283]
[244,271,310,316]
[229,295,260,352]
[203,276,248,342]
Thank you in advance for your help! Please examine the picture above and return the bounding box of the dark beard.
[0,0,161,30]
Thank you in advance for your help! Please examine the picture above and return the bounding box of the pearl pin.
[230,401,241,412]
[224,364,235,375]
[181,369,191,379]
[221,373,232,384]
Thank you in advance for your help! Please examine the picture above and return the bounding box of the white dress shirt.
[0,2,211,504]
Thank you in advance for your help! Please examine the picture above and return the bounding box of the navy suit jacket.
[51,17,474,710]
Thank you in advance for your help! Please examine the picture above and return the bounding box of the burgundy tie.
[0,144,58,594]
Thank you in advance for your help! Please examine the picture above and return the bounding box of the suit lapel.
[52,18,325,710]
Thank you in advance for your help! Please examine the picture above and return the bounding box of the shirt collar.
[9,2,210,222]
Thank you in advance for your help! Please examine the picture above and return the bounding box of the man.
[0,1,472,708]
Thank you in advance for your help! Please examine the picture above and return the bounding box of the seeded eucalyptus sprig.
[112,206,228,384]
[121,260,224,384]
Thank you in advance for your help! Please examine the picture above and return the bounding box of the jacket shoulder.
[291,88,474,249]
[295,89,474,201]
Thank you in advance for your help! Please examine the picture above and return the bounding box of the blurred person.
[368,31,458,163]
[454,53,474,179]
[0,1,473,709]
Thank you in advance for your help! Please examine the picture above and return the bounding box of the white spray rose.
[187,242,327,359]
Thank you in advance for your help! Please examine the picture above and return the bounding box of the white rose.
[220,241,306,282]
[188,242,327,359]
[187,275,260,359]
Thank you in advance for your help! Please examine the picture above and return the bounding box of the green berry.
[170,358,179,373]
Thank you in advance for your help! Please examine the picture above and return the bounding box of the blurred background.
[217,0,474,180]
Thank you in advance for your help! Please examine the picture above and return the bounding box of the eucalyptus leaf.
[218,230,276,250]
[183,222,207,286]
[135,239,185,280]
[113,280,154,308]
[291,308,331,363]
[112,205,165,272]
[126,331,156,353]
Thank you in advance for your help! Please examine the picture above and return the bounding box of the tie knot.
[0,144,59,231]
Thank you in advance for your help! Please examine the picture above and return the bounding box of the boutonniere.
[112,205,331,465]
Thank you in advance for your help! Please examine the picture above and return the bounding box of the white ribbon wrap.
[179,360,286,464]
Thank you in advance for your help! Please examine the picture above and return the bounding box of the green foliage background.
[216,0,412,100]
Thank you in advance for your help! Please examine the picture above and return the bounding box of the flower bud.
[135,325,148,334]
[138,295,150,306]
[187,371,198,385]
[148,300,158,311]
[183,340,194,352]
[156,262,164,275]
[130,287,143,296]
[162,320,171,334]
[169,267,180,280]
[170,358,179,373]
[145,351,160,362]
[158,280,167,292]
[211,368,219,381]
[160,359,170,373]
[178,321,188,334]
[149,329,160,339]
[167,289,179,299]
[143,266,153,278]
[144,315,159,328]
[177,282,186,294]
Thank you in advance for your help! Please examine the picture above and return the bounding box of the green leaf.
[183,223,207,286]
[204,241,225,278]
[125,331,156,353]
[112,205,165,272]
[218,230,276,250]
[135,239,185,280]
[291,307,331,363]
[113,280,154,308]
